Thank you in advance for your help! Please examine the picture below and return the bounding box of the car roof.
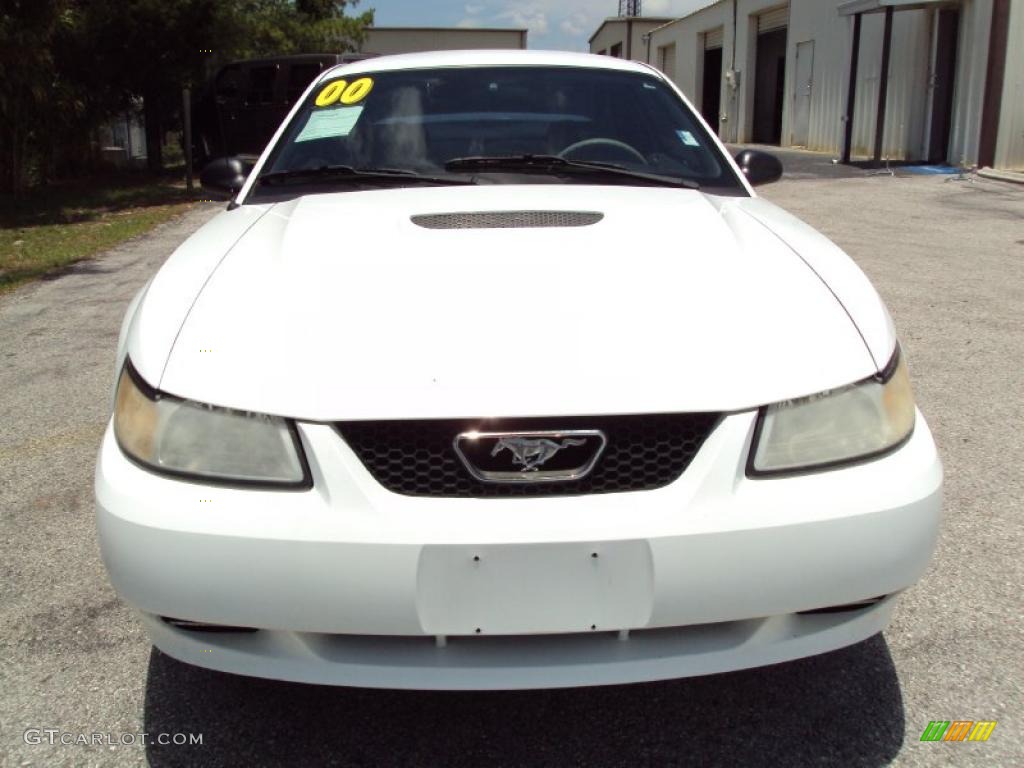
[315,49,654,84]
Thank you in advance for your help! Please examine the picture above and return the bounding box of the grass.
[0,173,200,294]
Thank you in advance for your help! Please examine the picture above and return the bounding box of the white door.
[792,40,814,146]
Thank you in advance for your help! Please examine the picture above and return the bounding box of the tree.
[234,0,374,59]
[0,0,374,187]
[0,1,79,190]
[76,0,250,171]
[85,0,374,171]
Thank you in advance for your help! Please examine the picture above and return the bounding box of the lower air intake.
[797,597,887,615]
[161,617,258,633]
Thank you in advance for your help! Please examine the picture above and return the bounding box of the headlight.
[749,347,915,475]
[113,361,309,487]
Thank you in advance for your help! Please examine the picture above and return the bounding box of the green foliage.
[0,1,71,189]
[231,1,374,60]
[0,0,374,190]
[0,174,196,292]
[75,0,240,94]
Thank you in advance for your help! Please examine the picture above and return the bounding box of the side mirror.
[200,157,250,199]
[734,149,784,186]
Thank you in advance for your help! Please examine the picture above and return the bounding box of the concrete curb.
[978,167,1024,185]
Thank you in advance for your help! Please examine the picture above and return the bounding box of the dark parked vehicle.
[189,53,375,166]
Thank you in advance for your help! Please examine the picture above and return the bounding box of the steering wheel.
[297,156,334,170]
[558,138,648,165]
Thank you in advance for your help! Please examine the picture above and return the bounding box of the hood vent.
[411,211,603,230]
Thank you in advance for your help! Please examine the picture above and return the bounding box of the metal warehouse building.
[593,0,1024,171]
[589,16,678,59]
[358,26,528,55]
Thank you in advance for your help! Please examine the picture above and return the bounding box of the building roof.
[838,0,950,15]
[365,26,528,33]
[587,17,678,45]
[647,0,725,36]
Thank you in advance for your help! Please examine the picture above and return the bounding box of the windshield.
[250,65,744,199]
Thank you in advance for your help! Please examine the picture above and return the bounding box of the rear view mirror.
[734,150,784,186]
[200,157,250,199]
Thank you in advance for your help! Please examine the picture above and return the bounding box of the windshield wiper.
[444,154,700,189]
[258,165,476,187]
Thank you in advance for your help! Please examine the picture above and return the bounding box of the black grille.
[336,414,720,498]
[411,211,603,229]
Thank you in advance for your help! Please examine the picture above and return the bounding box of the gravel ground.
[1,159,1021,767]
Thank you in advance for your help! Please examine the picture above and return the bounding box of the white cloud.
[559,11,589,39]
[449,0,711,50]
[491,0,607,47]
[644,0,718,17]
[376,0,715,50]
[530,0,716,49]
[497,4,550,37]
[643,0,674,14]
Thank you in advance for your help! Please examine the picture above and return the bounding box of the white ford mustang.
[95,50,942,690]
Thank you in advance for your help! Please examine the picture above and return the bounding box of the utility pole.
[619,0,641,16]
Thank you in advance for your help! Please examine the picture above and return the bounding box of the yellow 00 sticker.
[314,77,374,108]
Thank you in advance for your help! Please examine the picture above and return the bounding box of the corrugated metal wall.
[946,0,993,168]
[647,0,1010,166]
[786,0,851,153]
[995,0,1024,170]
[849,10,932,160]
[658,42,679,81]
[782,2,931,159]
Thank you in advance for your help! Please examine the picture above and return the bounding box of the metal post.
[183,87,194,193]
[873,7,894,167]
[842,13,862,164]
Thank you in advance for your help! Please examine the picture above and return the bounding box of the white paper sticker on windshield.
[296,106,364,142]
[677,130,700,147]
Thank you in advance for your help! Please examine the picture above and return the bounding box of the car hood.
[150,185,880,420]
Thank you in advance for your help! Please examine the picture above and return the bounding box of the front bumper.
[140,599,898,690]
[95,409,942,689]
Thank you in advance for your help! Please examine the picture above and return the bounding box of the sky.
[367,1,715,52]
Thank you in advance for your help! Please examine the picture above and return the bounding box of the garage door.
[758,6,789,33]
[704,27,724,50]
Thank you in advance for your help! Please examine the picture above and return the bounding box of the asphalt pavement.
[1,162,1022,767]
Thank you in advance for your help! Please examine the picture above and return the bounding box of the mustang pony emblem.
[453,429,606,483]
[490,436,587,472]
